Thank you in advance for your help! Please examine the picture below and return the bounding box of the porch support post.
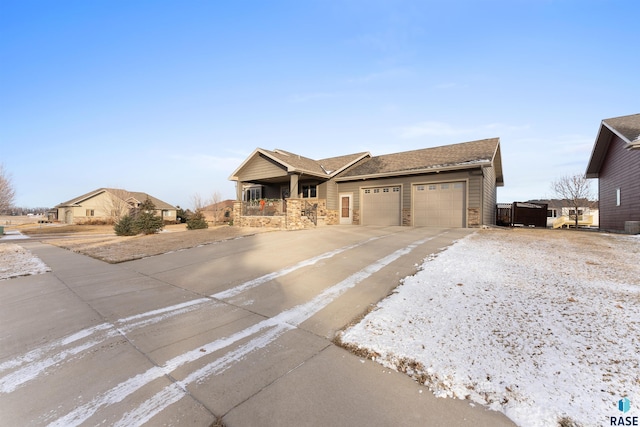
[289,174,299,198]
[236,181,243,201]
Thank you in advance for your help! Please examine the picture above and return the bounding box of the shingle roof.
[229,148,370,180]
[336,138,501,180]
[261,149,328,176]
[586,113,640,178]
[126,191,176,210]
[603,113,640,143]
[55,188,176,210]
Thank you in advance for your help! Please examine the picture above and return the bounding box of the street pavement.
[0,226,515,426]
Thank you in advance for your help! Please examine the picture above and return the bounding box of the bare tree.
[209,190,222,226]
[191,193,206,212]
[551,173,595,229]
[100,188,131,224]
[0,164,16,214]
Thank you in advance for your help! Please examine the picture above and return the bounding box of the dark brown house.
[585,113,640,233]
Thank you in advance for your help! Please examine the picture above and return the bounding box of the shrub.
[114,215,137,236]
[134,199,164,235]
[186,210,208,230]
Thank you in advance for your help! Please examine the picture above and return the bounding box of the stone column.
[233,201,242,227]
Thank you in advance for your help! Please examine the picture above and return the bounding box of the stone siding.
[233,199,324,230]
[468,208,480,227]
[325,209,338,225]
[402,208,411,226]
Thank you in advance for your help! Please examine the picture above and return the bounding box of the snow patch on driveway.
[341,229,640,427]
[0,243,50,280]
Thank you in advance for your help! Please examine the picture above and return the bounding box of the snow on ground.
[341,228,640,427]
[0,243,50,280]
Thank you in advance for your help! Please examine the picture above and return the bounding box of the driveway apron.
[0,227,515,426]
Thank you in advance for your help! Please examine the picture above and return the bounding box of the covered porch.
[232,173,326,230]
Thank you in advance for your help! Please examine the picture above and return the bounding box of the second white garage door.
[413,182,465,227]
[361,186,401,226]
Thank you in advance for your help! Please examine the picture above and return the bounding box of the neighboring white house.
[530,199,599,228]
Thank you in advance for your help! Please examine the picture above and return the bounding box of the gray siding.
[336,169,486,227]
[324,179,338,210]
[482,166,497,225]
[237,155,287,182]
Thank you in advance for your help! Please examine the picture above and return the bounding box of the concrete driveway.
[0,226,515,426]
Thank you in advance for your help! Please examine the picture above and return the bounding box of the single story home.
[229,138,504,229]
[585,113,640,233]
[528,199,599,228]
[202,200,235,224]
[52,188,177,224]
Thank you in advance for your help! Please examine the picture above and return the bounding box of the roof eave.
[624,140,640,150]
[491,141,504,187]
[585,122,613,179]
[230,148,320,181]
[335,162,490,182]
[228,148,296,181]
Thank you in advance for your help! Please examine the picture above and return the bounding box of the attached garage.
[361,186,401,226]
[413,182,465,227]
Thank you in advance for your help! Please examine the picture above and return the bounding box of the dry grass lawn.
[39,225,271,263]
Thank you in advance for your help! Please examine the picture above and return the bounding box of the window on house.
[245,186,263,201]
[86,209,94,216]
[301,184,317,198]
[616,188,621,206]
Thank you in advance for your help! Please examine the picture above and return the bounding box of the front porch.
[233,198,335,230]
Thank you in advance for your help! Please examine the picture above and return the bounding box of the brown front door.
[339,193,352,224]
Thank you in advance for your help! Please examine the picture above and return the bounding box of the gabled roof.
[54,188,176,210]
[229,148,370,181]
[586,113,640,178]
[55,188,110,207]
[335,138,503,185]
[126,191,176,210]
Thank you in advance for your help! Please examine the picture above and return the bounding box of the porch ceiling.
[242,176,291,185]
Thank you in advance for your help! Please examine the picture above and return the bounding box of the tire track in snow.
[52,232,446,427]
[0,235,385,394]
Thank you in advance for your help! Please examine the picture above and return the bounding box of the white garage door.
[413,182,465,227]
[362,186,401,226]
